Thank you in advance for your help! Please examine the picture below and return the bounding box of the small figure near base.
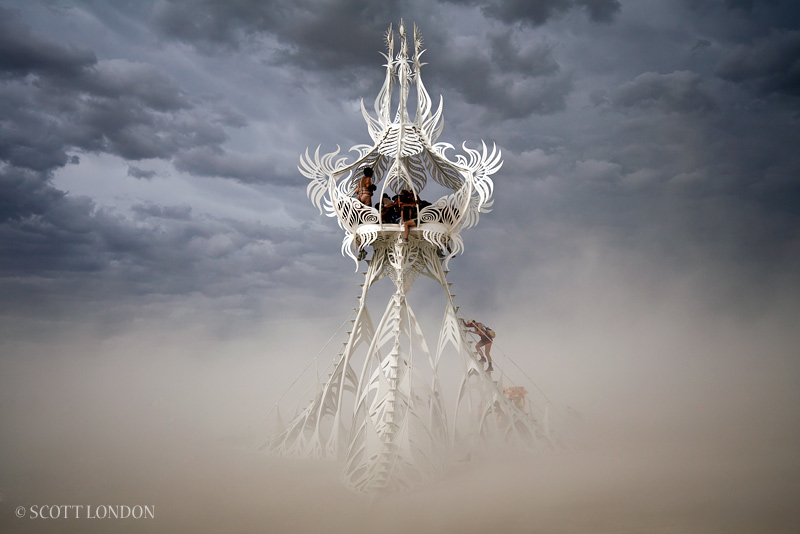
[504,386,528,412]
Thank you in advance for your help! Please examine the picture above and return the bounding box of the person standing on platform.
[357,167,375,206]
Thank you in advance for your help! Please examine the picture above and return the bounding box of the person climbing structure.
[461,318,496,372]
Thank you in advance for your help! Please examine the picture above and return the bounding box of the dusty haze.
[2,245,798,534]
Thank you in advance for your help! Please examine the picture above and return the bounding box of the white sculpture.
[264,21,557,494]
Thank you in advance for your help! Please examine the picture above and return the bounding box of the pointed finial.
[385,22,394,55]
[399,19,407,56]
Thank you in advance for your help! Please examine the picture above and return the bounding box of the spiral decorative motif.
[418,206,440,223]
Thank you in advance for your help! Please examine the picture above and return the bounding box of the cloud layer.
[0,0,797,339]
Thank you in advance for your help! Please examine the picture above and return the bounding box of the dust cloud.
[1,253,799,533]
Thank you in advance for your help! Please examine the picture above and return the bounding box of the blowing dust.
[1,260,799,533]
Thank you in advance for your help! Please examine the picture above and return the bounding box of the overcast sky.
[1,0,798,333]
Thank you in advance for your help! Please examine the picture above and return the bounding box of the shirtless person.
[461,318,496,372]
[398,189,420,240]
[357,167,374,206]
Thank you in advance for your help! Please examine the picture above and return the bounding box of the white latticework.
[298,20,502,268]
[264,237,559,493]
[264,21,559,494]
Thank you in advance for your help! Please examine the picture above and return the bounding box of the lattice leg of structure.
[341,236,451,492]
[266,234,557,493]
[431,248,557,457]
[263,242,386,461]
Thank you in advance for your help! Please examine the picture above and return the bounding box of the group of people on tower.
[356,167,429,240]
[359,168,497,374]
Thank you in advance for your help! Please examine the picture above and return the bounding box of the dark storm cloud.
[149,0,577,116]
[611,71,716,113]
[716,29,800,97]
[578,0,622,22]
[444,0,620,25]
[76,59,190,112]
[153,0,403,70]
[152,0,283,48]
[0,6,95,78]
[132,202,192,220]
[0,174,116,276]
[0,167,64,223]
[0,175,340,322]
[173,147,294,185]
[0,8,269,183]
[0,53,231,188]
[127,165,158,180]
[432,31,572,118]
[0,7,289,205]
[0,169,316,321]
[685,0,800,47]
[0,8,322,321]
[722,0,800,32]
[690,38,711,54]
[488,31,559,76]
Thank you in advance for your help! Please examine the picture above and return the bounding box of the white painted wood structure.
[264,22,557,493]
